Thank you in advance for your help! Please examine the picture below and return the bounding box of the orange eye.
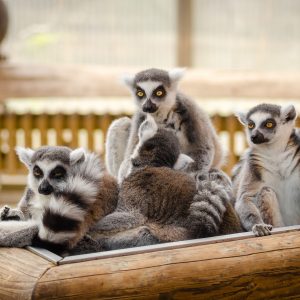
[156,90,163,97]
[266,122,273,128]
[248,123,254,129]
[137,91,144,98]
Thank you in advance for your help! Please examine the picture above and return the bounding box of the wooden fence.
[0,112,245,176]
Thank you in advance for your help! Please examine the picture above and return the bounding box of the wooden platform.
[0,226,300,299]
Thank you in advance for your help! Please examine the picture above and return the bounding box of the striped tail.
[188,170,231,238]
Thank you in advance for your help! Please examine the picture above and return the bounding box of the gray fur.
[133,68,171,87]
[107,68,223,182]
[247,103,281,119]
[234,103,300,236]
[0,146,118,254]
[94,120,241,250]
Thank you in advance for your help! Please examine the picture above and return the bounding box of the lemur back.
[94,116,241,250]
[233,103,300,236]
[14,146,118,254]
[105,68,223,182]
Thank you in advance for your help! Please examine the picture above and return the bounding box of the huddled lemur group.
[1,68,299,255]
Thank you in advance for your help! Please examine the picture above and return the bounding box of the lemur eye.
[33,166,43,178]
[50,166,66,179]
[266,122,273,128]
[248,122,255,129]
[136,90,144,98]
[156,90,163,97]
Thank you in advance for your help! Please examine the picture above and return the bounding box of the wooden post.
[177,0,193,67]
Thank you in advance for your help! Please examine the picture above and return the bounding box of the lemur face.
[130,115,193,171]
[237,103,297,147]
[16,146,86,196]
[123,68,185,115]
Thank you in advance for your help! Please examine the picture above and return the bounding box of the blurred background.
[0,0,300,203]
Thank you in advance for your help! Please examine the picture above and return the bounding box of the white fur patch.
[16,147,34,168]
[168,68,185,83]
[70,148,86,165]
[48,196,86,222]
[248,112,271,129]
[173,154,194,170]
[38,226,77,243]
[138,81,162,100]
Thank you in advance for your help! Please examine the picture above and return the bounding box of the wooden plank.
[52,113,64,146]
[68,114,79,148]
[177,0,193,67]
[58,225,300,264]
[34,229,300,299]
[1,63,300,99]
[0,248,53,300]
[4,113,17,173]
[37,114,48,146]
[84,114,95,151]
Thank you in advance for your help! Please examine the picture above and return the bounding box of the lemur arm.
[105,117,132,177]
[235,190,273,236]
[93,210,146,233]
[166,97,218,173]
[117,112,146,182]
[0,188,34,221]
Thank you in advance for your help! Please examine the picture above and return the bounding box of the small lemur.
[0,146,118,254]
[105,68,223,182]
[233,103,300,236]
[93,116,241,250]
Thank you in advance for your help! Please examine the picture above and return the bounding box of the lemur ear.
[174,154,194,171]
[281,104,297,122]
[138,115,158,143]
[235,112,247,125]
[15,147,34,169]
[169,68,186,84]
[121,73,135,88]
[70,148,86,165]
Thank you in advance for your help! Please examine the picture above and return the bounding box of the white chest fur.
[260,149,300,226]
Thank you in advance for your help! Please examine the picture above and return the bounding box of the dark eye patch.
[262,118,276,129]
[143,142,156,152]
[33,165,43,179]
[152,85,166,98]
[136,86,146,99]
[50,166,66,180]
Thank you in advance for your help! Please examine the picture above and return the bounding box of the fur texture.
[1,146,118,254]
[106,68,223,182]
[233,103,300,236]
[93,117,241,250]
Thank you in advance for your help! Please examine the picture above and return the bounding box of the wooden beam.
[177,0,193,67]
[1,63,300,99]
[34,229,300,299]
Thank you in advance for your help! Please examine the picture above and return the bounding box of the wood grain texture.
[0,248,54,300]
[34,231,300,299]
[1,63,300,99]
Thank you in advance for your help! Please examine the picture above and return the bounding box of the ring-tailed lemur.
[105,68,224,182]
[0,146,118,254]
[93,116,241,250]
[233,103,300,236]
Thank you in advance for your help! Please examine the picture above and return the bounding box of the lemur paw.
[252,223,273,236]
[0,205,25,221]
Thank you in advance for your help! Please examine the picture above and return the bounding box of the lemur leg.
[93,211,146,233]
[235,192,272,237]
[102,226,159,250]
[147,223,188,242]
[255,187,284,227]
[105,117,132,177]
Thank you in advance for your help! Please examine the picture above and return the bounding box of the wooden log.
[33,230,300,299]
[0,248,53,300]
[0,229,298,299]
[1,63,300,99]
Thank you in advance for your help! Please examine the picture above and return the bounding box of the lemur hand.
[0,205,25,221]
[252,223,273,236]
